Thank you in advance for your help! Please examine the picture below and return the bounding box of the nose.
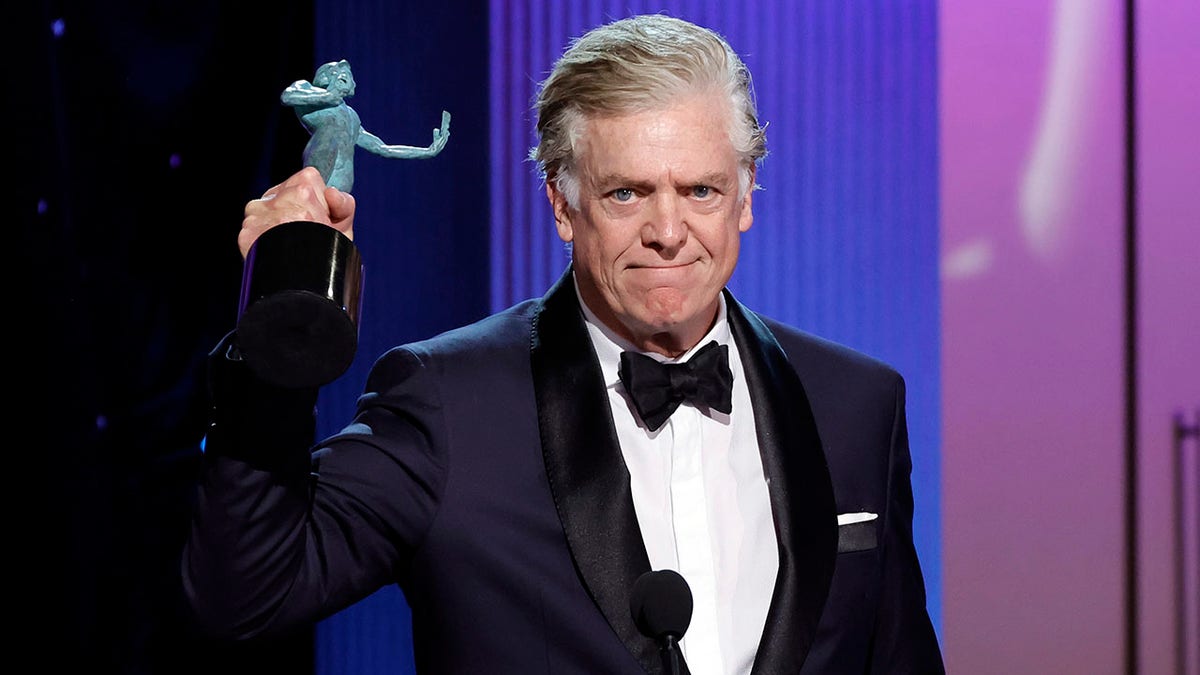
[641,194,688,254]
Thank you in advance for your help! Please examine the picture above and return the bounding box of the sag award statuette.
[236,59,451,388]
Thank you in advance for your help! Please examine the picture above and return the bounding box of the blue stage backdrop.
[315,2,940,673]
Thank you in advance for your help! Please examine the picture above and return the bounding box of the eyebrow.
[593,174,653,192]
[592,171,734,191]
[691,171,735,189]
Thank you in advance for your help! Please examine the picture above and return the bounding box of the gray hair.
[529,14,767,208]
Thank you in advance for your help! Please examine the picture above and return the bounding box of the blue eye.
[612,188,635,202]
[692,185,712,199]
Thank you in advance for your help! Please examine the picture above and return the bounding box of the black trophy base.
[237,289,358,388]
[236,221,364,389]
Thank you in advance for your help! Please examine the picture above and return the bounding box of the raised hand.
[428,110,451,154]
[239,167,356,259]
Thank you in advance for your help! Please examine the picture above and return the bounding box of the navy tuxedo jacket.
[184,268,944,674]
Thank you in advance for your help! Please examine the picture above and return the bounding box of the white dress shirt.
[576,284,779,675]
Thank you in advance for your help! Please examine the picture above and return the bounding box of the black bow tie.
[618,340,733,432]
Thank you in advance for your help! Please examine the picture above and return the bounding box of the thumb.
[325,187,356,234]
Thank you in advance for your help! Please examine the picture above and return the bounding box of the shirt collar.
[573,274,732,389]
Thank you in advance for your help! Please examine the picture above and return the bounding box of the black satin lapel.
[531,268,660,674]
[726,293,838,675]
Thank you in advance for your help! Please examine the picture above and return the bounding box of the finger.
[238,169,333,258]
[276,167,331,217]
[260,166,326,200]
[325,187,356,236]
[247,182,330,225]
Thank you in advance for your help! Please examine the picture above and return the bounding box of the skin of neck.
[577,280,720,359]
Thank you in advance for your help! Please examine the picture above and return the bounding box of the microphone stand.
[660,633,684,675]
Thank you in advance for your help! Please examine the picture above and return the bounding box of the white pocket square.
[837,512,878,526]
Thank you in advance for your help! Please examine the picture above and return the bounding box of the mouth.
[624,262,702,289]
[627,259,699,271]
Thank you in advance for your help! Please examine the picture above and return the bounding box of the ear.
[547,180,574,243]
[738,166,756,233]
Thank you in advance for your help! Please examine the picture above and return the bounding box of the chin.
[634,305,708,336]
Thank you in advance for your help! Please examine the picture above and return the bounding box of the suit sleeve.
[181,332,448,640]
[867,376,946,674]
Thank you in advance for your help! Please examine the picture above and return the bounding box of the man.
[184,14,944,675]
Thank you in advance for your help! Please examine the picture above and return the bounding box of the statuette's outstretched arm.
[357,110,452,160]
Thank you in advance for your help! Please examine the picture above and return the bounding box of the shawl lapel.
[726,293,837,674]
[531,269,663,674]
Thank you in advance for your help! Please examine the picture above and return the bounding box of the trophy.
[236,59,450,388]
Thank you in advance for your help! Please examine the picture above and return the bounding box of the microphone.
[630,569,693,675]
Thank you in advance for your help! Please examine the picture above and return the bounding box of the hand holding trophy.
[236,60,450,388]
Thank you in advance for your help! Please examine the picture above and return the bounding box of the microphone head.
[630,569,693,640]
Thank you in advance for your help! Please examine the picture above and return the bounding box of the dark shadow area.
[29,2,318,672]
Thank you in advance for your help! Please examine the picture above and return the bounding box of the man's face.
[547,92,754,356]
